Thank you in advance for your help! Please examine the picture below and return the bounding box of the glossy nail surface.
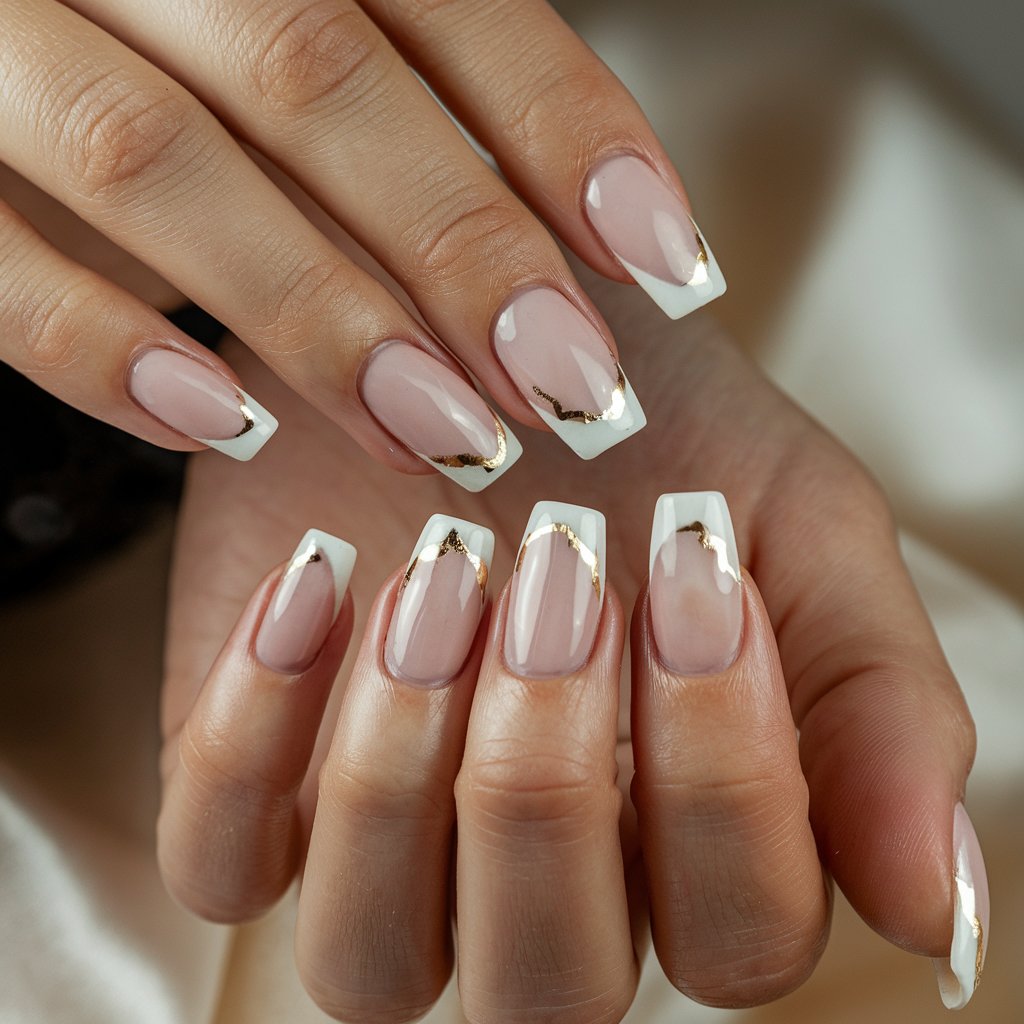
[494,288,645,459]
[255,530,357,675]
[128,348,278,460]
[933,803,990,1010]
[361,341,521,491]
[585,155,726,320]
[505,501,606,679]
[385,514,494,687]
[649,492,742,675]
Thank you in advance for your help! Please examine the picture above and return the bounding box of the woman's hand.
[0,0,720,482]
[156,271,987,1019]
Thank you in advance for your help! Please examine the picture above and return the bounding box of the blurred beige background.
[1,2,1021,1023]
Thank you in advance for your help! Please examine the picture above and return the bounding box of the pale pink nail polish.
[127,348,277,461]
[255,530,357,675]
[360,341,521,492]
[649,492,742,676]
[504,501,606,680]
[493,288,645,460]
[385,515,494,687]
[934,802,990,1009]
[585,155,726,320]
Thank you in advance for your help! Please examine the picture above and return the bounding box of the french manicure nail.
[504,501,606,679]
[585,154,726,320]
[255,529,357,675]
[649,492,742,675]
[127,348,278,460]
[493,288,645,460]
[385,514,494,687]
[360,341,521,491]
[933,802,990,1010]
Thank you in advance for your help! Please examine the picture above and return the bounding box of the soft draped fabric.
[1,4,1021,1021]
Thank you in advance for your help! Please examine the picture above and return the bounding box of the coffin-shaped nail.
[494,288,645,460]
[585,155,726,320]
[933,802,990,1010]
[128,348,278,461]
[649,491,742,675]
[255,529,357,675]
[504,501,606,679]
[360,341,521,491]
[385,514,494,687]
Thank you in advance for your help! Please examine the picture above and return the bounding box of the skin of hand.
[159,263,979,1018]
[0,0,712,483]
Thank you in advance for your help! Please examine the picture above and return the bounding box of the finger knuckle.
[56,75,204,201]
[250,2,393,115]
[14,276,99,376]
[260,256,362,353]
[301,973,439,1024]
[318,756,451,835]
[501,62,614,159]
[456,743,619,838]
[400,186,532,289]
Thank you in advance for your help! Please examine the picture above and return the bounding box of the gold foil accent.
[403,527,488,592]
[515,522,601,598]
[235,396,256,438]
[974,916,984,991]
[694,230,709,267]
[429,415,507,472]
[531,364,626,424]
[677,521,740,582]
[287,543,322,576]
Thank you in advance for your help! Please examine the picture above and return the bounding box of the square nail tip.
[290,528,357,619]
[409,514,495,574]
[519,500,607,598]
[649,491,739,582]
[534,374,647,461]
[619,243,727,321]
[423,416,523,492]
[198,390,279,462]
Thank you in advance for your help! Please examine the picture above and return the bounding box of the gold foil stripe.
[974,916,984,991]
[694,229,709,267]
[515,522,601,598]
[235,396,256,438]
[429,415,507,472]
[287,543,322,576]
[677,521,740,582]
[531,364,626,424]
[404,527,488,592]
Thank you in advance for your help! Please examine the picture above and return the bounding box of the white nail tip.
[933,804,989,1010]
[285,529,357,619]
[424,414,523,492]
[407,514,495,580]
[518,501,607,603]
[195,389,278,462]
[617,221,727,321]
[649,492,740,585]
[532,370,647,461]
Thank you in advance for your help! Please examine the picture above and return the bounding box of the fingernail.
[384,514,494,687]
[504,501,606,679]
[584,154,726,320]
[360,341,521,491]
[127,348,278,461]
[255,529,357,675]
[649,491,742,675]
[493,287,645,460]
[933,802,990,1010]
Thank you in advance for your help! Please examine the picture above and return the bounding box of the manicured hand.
[0,0,721,483]
[157,272,987,1020]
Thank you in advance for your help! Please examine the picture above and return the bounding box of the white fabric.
[1,5,1021,1021]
